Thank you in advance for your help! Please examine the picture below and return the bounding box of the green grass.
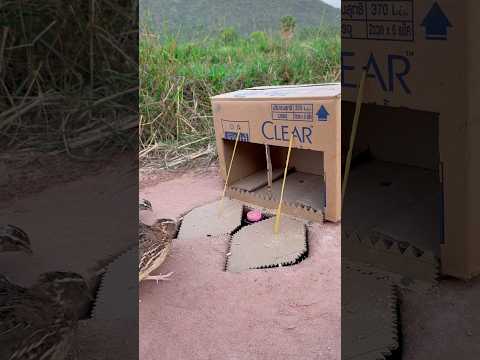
[140,27,340,168]
[0,1,138,159]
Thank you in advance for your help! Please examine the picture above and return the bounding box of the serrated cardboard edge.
[226,218,308,272]
[225,214,275,272]
[226,187,324,223]
[91,245,137,319]
[251,224,309,270]
[343,268,400,360]
[344,258,436,292]
[176,198,244,241]
[343,229,440,284]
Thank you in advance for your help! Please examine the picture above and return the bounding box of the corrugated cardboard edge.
[91,245,137,320]
[252,224,308,270]
[343,229,440,290]
[226,187,324,223]
[225,216,308,272]
[176,198,244,241]
[211,83,341,101]
[248,83,340,90]
[343,267,400,360]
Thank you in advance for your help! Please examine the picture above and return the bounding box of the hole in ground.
[224,206,273,271]
[240,206,273,227]
[252,226,309,270]
[173,216,183,239]
[224,207,309,272]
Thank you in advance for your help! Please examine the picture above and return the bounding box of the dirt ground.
[0,155,137,286]
[3,156,477,359]
[139,169,341,360]
[140,167,480,360]
[401,277,480,359]
[1,154,139,358]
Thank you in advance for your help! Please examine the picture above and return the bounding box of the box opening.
[222,139,326,215]
[342,102,443,256]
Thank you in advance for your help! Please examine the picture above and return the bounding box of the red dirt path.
[139,171,340,360]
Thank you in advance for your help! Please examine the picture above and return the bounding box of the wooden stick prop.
[342,69,367,206]
[219,130,241,214]
[265,144,273,196]
[274,135,294,234]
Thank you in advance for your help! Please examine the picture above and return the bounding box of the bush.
[249,31,270,52]
[220,27,240,44]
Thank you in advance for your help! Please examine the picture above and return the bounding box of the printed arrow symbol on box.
[421,2,452,40]
[316,105,329,121]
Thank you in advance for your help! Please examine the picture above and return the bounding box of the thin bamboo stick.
[342,70,367,205]
[219,131,241,214]
[265,144,273,196]
[274,135,294,234]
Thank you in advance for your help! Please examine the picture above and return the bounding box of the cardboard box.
[211,84,341,222]
[342,0,479,279]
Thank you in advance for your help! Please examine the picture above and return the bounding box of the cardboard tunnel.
[211,84,341,223]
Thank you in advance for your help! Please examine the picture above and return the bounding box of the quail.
[139,199,153,212]
[0,271,91,360]
[0,225,32,254]
[139,219,177,282]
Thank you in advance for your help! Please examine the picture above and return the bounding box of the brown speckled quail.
[139,219,177,282]
[0,271,91,360]
[139,199,153,212]
[0,225,32,254]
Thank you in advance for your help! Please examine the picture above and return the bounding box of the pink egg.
[246,210,262,223]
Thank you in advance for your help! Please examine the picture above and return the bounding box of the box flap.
[212,83,340,101]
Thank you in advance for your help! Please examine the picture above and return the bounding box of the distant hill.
[140,0,340,37]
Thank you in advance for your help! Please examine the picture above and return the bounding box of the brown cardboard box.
[342,0,479,279]
[211,83,341,222]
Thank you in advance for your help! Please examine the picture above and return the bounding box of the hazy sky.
[322,0,340,8]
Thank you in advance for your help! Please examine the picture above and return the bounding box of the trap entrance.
[342,103,442,277]
[226,215,308,273]
[223,140,326,222]
[174,199,309,273]
[240,206,271,226]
